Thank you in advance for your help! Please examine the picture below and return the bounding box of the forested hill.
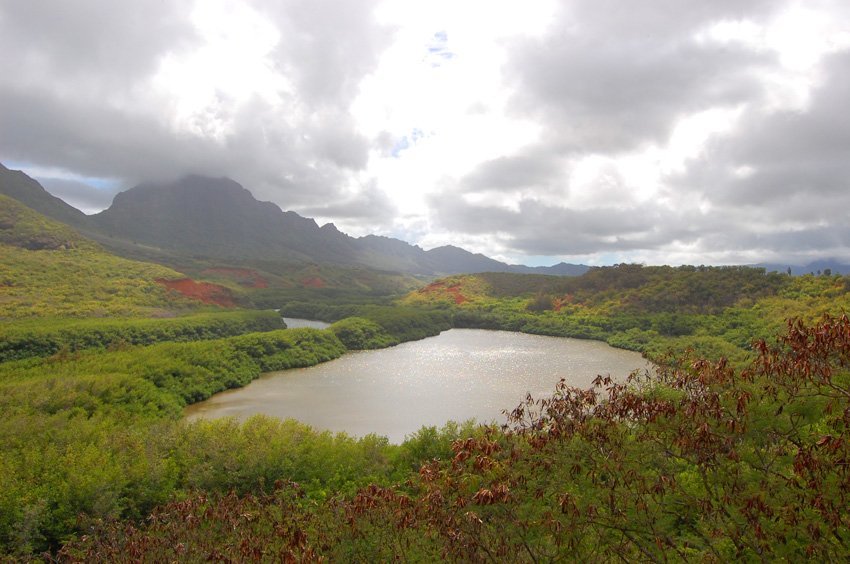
[399,265,850,363]
[405,265,792,313]
[0,164,587,277]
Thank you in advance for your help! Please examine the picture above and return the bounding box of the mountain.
[510,262,591,276]
[759,260,850,276]
[422,245,512,274]
[90,175,359,265]
[1,165,587,276]
[0,193,201,318]
[0,163,89,228]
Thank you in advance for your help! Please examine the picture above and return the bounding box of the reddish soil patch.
[157,278,236,307]
[301,277,327,288]
[419,281,467,304]
[201,267,268,289]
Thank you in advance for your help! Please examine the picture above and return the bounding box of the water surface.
[283,317,331,329]
[186,329,648,442]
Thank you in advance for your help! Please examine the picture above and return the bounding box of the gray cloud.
[0,0,388,216]
[506,1,779,153]
[297,181,397,223]
[0,0,197,85]
[427,195,703,256]
[2,0,849,265]
[460,153,562,193]
[672,51,850,228]
[36,178,121,213]
[257,0,392,106]
[421,0,850,263]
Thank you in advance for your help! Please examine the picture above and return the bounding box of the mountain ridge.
[0,164,588,277]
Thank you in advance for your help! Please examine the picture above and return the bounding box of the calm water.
[186,329,649,442]
[283,317,331,329]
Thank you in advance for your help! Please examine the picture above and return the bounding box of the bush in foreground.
[60,315,850,561]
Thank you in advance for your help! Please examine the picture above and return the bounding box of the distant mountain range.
[0,163,588,277]
[757,261,850,276]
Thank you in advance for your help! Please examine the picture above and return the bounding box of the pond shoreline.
[186,327,650,443]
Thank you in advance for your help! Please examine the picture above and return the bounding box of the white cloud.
[2,0,850,265]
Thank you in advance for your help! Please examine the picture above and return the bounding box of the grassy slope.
[0,194,200,319]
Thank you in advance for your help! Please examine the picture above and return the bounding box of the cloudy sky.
[2,0,849,266]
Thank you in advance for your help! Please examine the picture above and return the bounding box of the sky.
[1,0,850,267]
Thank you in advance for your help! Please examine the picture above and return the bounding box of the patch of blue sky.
[425,30,454,67]
[391,136,410,157]
[7,160,121,192]
[391,129,425,158]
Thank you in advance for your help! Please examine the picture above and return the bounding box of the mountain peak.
[0,165,589,277]
[0,163,87,227]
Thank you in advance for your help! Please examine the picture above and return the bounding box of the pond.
[186,328,649,443]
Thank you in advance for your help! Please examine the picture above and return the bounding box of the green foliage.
[3,250,850,558]
[0,194,90,251]
[0,195,207,319]
[357,305,452,343]
[403,266,850,365]
[282,303,452,345]
[0,310,284,362]
[330,317,395,349]
[172,417,395,498]
[58,316,850,561]
[0,326,351,552]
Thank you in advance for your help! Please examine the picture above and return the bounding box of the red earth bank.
[301,277,327,288]
[419,281,468,304]
[157,278,236,307]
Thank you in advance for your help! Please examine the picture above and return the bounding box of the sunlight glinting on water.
[186,329,649,442]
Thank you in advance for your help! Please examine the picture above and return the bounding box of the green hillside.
[0,194,200,319]
[399,265,850,364]
[2,190,849,560]
[0,163,88,228]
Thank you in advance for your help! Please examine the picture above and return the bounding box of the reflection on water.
[186,329,649,443]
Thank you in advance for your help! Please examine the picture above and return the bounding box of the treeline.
[59,316,850,561]
[0,310,284,363]
[0,327,347,553]
[403,267,850,365]
[476,264,790,314]
[284,302,453,346]
[0,317,470,555]
[453,308,754,365]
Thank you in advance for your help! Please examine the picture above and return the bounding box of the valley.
[1,166,849,560]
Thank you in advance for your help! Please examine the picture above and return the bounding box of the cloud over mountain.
[1,0,849,266]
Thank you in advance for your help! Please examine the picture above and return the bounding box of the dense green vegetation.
[58,315,850,561]
[285,302,453,344]
[0,310,284,362]
[3,194,850,559]
[0,195,198,319]
[401,266,850,366]
[329,317,397,349]
[0,323,483,557]
[0,327,356,554]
